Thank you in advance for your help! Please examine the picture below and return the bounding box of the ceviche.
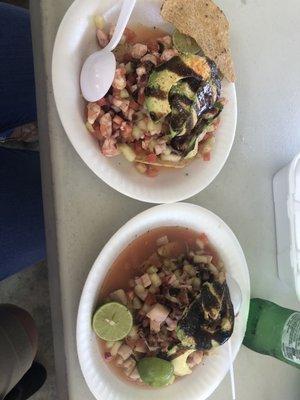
[84,15,229,176]
[92,227,234,387]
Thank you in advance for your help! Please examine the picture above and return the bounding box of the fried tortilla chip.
[135,155,190,169]
[161,0,235,82]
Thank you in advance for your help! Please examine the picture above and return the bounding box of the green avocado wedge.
[145,54,211,122]
[173,29,202,54]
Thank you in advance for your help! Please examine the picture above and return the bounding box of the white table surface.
[30,0,300,399]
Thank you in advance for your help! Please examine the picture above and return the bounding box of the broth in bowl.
[93,227,234,388]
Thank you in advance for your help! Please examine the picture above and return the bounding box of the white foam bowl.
[52,0,237,203]
[77,203,250,400]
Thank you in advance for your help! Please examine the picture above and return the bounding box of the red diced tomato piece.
[138,91,145,105]
[127,290,135,301]
[113,115,124,125]
[147,39,159,52]
[97,98,107,107]
[145,294,157,306]
[146,153,157,163]
[203,152,211,161]
[129,100,140,111]
[134,141,144,155]
[203,132,213,141]
[124,27,136,43]
[127,73,137,86]
[123,53,132,63]
[199,233,209,244]
[113,88,121,98]
[146,165,159,177]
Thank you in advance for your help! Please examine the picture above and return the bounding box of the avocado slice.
[171,350,194,376]
[145,54,211,122]
[168,78,201,138]
[177,281,234,351]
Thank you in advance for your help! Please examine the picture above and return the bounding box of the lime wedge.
[173,29,202,54]
[92,302,133,341]
[137,357,174,387]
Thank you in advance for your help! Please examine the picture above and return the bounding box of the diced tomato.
[203,152,211,161]
[129,100,140,111]
[127,290,135,301]
[124,27,136,44]
[134,141,144,155]
[97,98,107,107]
[112,122,119,132]
[91,127,101,140]
[138,91,145,105]
[199,233,209,244]
[113,115,124,125]
[123,53,132,63]
[113,88,121,98]
[129,100,141,111]
[146,165,159,177]
[146,153,157,163]
[203,132,213,141]
[145,293,157,306]
[147,39,159,52]
[120,122,133,141]
[127,73,137,86]
[118,65,126,75]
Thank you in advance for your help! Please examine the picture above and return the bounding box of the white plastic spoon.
[226,274,243,400]
[80,0,137,102]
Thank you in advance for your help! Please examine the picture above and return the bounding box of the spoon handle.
[106,0,137,52]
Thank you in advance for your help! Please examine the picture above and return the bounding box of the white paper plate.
[77,203,250,400]
[52,0,237,203]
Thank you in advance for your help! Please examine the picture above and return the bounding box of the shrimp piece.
[158,35,172,48]
[154,142,167,155]
[161,48,178,62]
[99,112,112,138]
[141,54,158,65]
[120,121,133,142]
[136,65,146,77]
[96,29,109,48]
[101,138,120,157]
[111,97,130,114]
[131,43,148,59]
[112,68,126,90]
[123,107,135,121]
[87,102,101,124]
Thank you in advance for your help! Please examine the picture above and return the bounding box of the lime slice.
[92,302,133,341]
[137,357,174,387]
[173,29,202,54]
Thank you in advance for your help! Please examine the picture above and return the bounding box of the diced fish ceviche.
[92,233,234,387]
[85,17,226,177]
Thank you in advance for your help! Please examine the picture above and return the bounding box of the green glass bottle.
[243,298,300,369]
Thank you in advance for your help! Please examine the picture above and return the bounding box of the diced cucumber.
[132,297,142,309]
[86,122,95,133]
[94,15,105,29]
[192,277,201,290]
[125,62,133,74]
[132,125,144,140]
[134,284,148,301]
[111,341,122,356]
[149,273,162,288]
[183,264,197,277]
[135,163,147,174]
[147,119,162,135]
[118,144,136,162]
[120,89,130,99]
[147,266,158,274]
[193,255,213,264]
[160,153,182,162]
[137,118,148,130]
